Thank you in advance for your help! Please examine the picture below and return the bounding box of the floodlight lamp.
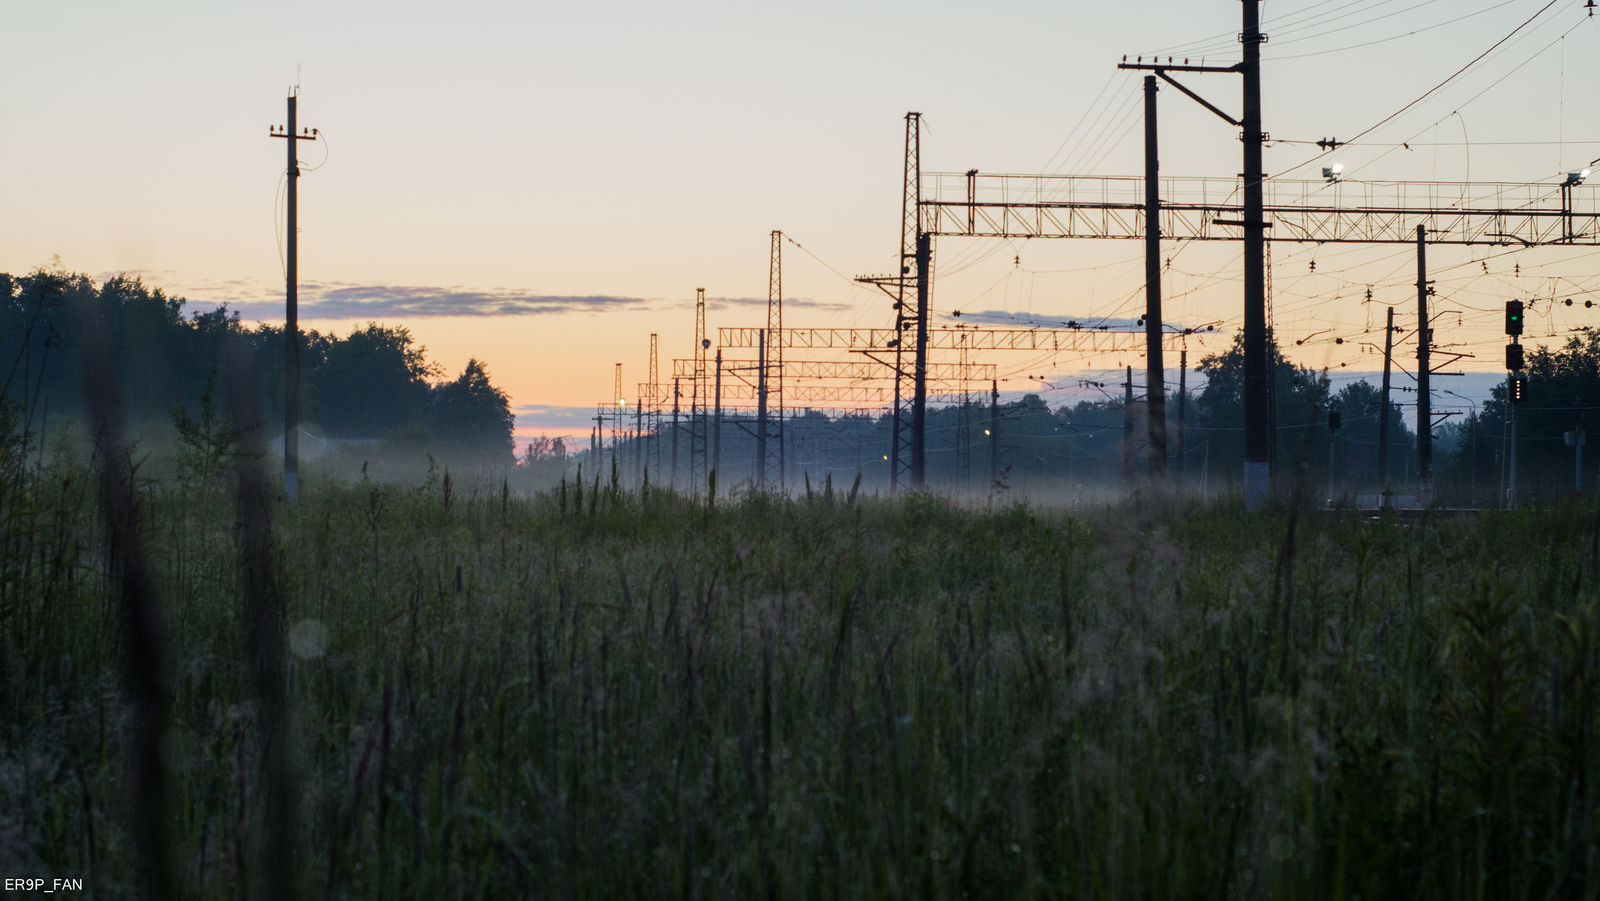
[1563,169,1589,187]
[1322,163,1344,182]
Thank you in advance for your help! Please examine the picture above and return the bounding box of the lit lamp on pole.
[1562,168,1590,241]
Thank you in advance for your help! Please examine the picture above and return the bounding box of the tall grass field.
[3,442,1598,899]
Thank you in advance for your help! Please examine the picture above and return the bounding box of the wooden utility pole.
[1143,75,1167,480]
[270,91,317,502]
[1416,225,1433,504]
[1378,306,1395,487]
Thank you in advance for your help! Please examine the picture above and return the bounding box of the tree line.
[0,268,514,465]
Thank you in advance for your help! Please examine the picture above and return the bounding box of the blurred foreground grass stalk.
[2,462,1598,899]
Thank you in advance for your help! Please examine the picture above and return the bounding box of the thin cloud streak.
[165,278,849,321]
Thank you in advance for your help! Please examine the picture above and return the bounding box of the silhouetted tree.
[1437,328,1600,501]
[430,358,514,463]
[317,323,439,439]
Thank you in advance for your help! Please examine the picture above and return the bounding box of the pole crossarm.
[1116,62,1243,74]
[917,173,1600,245]
[718,326,1201,352]
[672,358,996,381]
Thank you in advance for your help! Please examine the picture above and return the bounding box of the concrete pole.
[1143,74,1167,480]
[1123,366,1136,485]
[1416,225,1433,505]
[756,330,768,489]
[911,233,931,488]
[670,379,680,488]
[1176,350,1188,484]
[989,380,1000,487]
[1378,306,1395,490]
[1241,0,1270,508]
[712,350,723,477]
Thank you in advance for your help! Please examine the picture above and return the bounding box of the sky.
[6,0,1600,442]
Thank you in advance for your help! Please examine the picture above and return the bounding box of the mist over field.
[1,266,1600,900]
[9,0,1600,890]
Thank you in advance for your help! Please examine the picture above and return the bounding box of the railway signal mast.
[1506,300,1526,508]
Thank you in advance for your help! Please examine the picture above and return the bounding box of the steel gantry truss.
[831,0,1598,501]
[614,5,1600,501]
[718,326,1198,352]
[673,358,997,381]
[916,173,1599,246]
[713,385,974,405]
[850,83,1595,496]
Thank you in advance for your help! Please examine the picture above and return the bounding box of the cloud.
[512,404,610,442]
[162,279,850,321]
[701,296,850,313]
[513,404,605,426]
[281,283,646,319]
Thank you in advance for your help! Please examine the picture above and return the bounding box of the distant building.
[269,427,380,462]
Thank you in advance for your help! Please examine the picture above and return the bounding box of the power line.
[1265,0,1522,59]
[1271,0,1565,180]
[1342,16,1588,180]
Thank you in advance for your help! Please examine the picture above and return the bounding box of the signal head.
[1506,343,1524,372]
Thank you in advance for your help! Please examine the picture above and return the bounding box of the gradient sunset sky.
[7,0,1599,441]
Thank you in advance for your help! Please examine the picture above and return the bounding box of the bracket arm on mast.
[1154,70,1240,127]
